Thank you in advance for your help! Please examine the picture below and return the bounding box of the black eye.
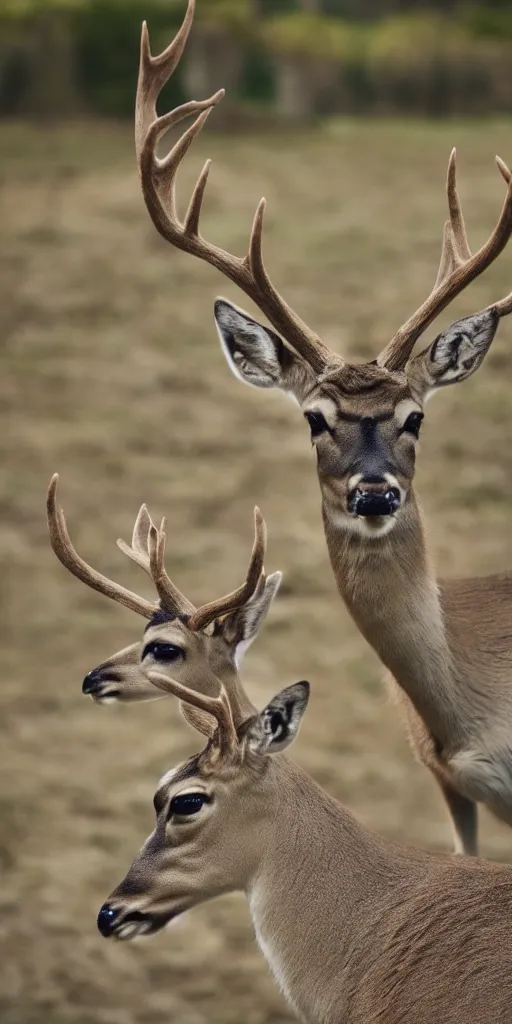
[153,790,165,816]
[142,641,184,663]
[305,411,329,437]
[169,793,209,819]
[402,412,424,439]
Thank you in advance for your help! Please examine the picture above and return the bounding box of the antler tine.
[148,670,238,757]
[378,149,512,371]
[433,148,471,289]
[47,475,157,620]
[147,518,196,617]
[135,0,196,163]
[491,158,512,318]
[136,1,338,375]
[189,507,267,633]
[116,504,154,575]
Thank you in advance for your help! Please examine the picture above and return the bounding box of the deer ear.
[246,681,310,756]
[214,298,312,396]
[221,571,282,667]
[179,701,216,738]
[407,308,499,395]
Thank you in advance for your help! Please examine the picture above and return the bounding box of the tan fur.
[128,2,512,854]
[105,686,512,1024]
[87,618,256,724]
[213,336,512,853]
[48,475,280,723]
[324,484,512,854]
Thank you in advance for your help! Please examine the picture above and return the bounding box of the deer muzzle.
[348,484,401,518]
[97,902,175,940]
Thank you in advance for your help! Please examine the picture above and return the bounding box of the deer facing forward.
[133,0,512,855]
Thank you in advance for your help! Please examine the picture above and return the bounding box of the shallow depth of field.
[2,118,512,1023]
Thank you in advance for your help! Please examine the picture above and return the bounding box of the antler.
[148,670,238,757]
[117,507,195,616]
[136,0,337,375]
[188,507,266,632]
[49,477,267,628]
[379,149,512,371]
[47,474,157,619]
[117,502,265,627]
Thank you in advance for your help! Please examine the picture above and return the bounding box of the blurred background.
[2,0,512,119]
[2,1,512,1023]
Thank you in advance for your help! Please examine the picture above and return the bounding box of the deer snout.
[97,900,175,941]
[82,668,122,701]
[347,476,401,518]
[97,903,121,937]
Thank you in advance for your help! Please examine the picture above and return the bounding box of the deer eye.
[402,412,424,438]
[169,793,209,819]
[142,641,184,663]
[305,411,329,437]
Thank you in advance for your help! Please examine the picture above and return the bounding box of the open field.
[2,117,512,1024]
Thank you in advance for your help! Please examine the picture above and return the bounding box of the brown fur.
[324,485,512,855]
[215,305,512,853]
[130,1,512,856]
[106,693,512,1024]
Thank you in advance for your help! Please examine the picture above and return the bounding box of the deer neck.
[218,660,257,725]
[323,490,461,748]
[247,760,421,1024]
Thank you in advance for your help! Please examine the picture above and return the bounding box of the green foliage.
[463,4,512,38]
[74,0,184,117]
[263,13,361,60]
[197,0,253,33]
[1,0,512,119]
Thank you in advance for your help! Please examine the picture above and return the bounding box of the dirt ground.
[2,117,512,1024]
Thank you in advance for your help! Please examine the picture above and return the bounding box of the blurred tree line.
[1,0,512,119]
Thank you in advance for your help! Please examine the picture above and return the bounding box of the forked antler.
[117,506,195,616]
[136,0,336,375]
[47,474,157,619]
[48,475,267,629]
[148,670,238,756]
[379,149,512,371]
[188,507,266,631]
[117,502,266,629]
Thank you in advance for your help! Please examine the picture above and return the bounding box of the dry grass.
[2,117,512,1024]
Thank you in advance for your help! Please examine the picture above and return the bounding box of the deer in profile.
[47,474,280,725]
[97,670,512,1024]
[134,0,512,855]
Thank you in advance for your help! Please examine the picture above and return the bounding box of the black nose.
[82,669,104,695]
[97,903,120,938]
[349,485,401,517]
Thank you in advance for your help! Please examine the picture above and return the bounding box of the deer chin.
[111,910,178,942]
[330,507,399,539]
[93,690,122,705]
[352,515,398,539]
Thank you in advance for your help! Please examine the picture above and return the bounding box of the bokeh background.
[3,1,512,1022]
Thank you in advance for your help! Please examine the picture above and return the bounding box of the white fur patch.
[330,507,398,539]
[302,396,338,431]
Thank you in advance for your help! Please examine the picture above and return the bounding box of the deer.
[133,0,512,856]
[96,671,512,1024]
[47,474,281,725]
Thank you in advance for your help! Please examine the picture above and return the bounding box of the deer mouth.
[94,688,121,704]
[97,905,178,941]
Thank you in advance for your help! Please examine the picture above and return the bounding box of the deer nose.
[97,903,120,938]
[82,669,104,695]
[347,479,401,518]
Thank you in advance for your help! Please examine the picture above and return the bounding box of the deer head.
[136,0,512,539]
[47,475,280,721]
[96,675,309,941]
